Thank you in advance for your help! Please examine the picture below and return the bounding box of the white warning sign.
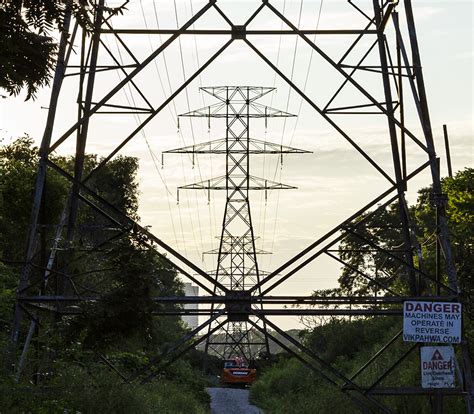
[421,346,456,388]
[403,301,462,343]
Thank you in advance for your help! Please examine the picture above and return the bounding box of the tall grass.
[250,318,469,413]
[0,365,210,414]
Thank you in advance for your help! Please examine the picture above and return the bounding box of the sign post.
[420,346,456,389]
[403,301,462,344]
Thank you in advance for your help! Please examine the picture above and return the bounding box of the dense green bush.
[0,137,211,413]
[251,169,472,413]
[250,357,355,414]
[251,317,469,413]
[0,364,210,414]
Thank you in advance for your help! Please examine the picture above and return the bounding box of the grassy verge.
[250,318,470,414]
[0,363,210,414]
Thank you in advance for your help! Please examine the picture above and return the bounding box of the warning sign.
[420,346,456,388]
[403,301,462,343]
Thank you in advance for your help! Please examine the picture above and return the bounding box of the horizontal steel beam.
[100,29,378,35]
[23,303,403,317]
[153,310,403,316]
[17,295,458,304]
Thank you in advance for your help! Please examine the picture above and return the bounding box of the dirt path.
[207,387,263,414]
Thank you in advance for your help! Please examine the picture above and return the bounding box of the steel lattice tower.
[165,86,309,360]
[7,1,473,411]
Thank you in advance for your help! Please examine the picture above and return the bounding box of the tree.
[0,136,69,263]
[0,137,185,363]
[0,1,125,100]
[337,203,408,296]
[66,238,185,351]
[0,138,211,414]
[414,169,473,303]
[337,168,473,300]
[253,169,473,414]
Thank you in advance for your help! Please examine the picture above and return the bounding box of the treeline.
[0,137,212,413]
[250,168,473,413]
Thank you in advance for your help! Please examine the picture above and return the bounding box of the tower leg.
[6,5,73,374]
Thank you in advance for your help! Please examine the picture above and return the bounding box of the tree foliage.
[1,2,57,99]
[251,316,467,413]
[252,169,473,413]
[338,203,407,295]
[414,168,473,302]
[0,136,68,262]
[0,1,125,100]
[0,136,212,411]
[66,239,185,351]
[337,168,473,299]
[0,137,186,372]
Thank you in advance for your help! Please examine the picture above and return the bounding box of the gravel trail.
[207,387,263,414]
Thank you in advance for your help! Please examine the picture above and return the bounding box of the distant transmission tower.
[164,86,309,360]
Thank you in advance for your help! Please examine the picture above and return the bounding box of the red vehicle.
[221,358,257,386]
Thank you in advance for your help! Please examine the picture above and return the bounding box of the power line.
[269,0,305,265]
[173,0,206,263]
[106,33,181,253]
[141,0,207,262]
[268,0,324,267]
[289,0,325,148]
[187,0,216,255]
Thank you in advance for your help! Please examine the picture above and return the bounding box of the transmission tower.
[7,1,473,412]
[164,86,309,360]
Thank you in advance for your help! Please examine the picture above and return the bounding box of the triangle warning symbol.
[431,350,444,361]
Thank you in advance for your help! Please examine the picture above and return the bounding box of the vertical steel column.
[373,0,417,295]
[442,125,453,178]
[403,0,457,292]
[66,0,105,241]
[9,4,73,349]
[396,31,406,180]
[403,1,473,409]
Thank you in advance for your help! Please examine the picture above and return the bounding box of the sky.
[0,0,473,329]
